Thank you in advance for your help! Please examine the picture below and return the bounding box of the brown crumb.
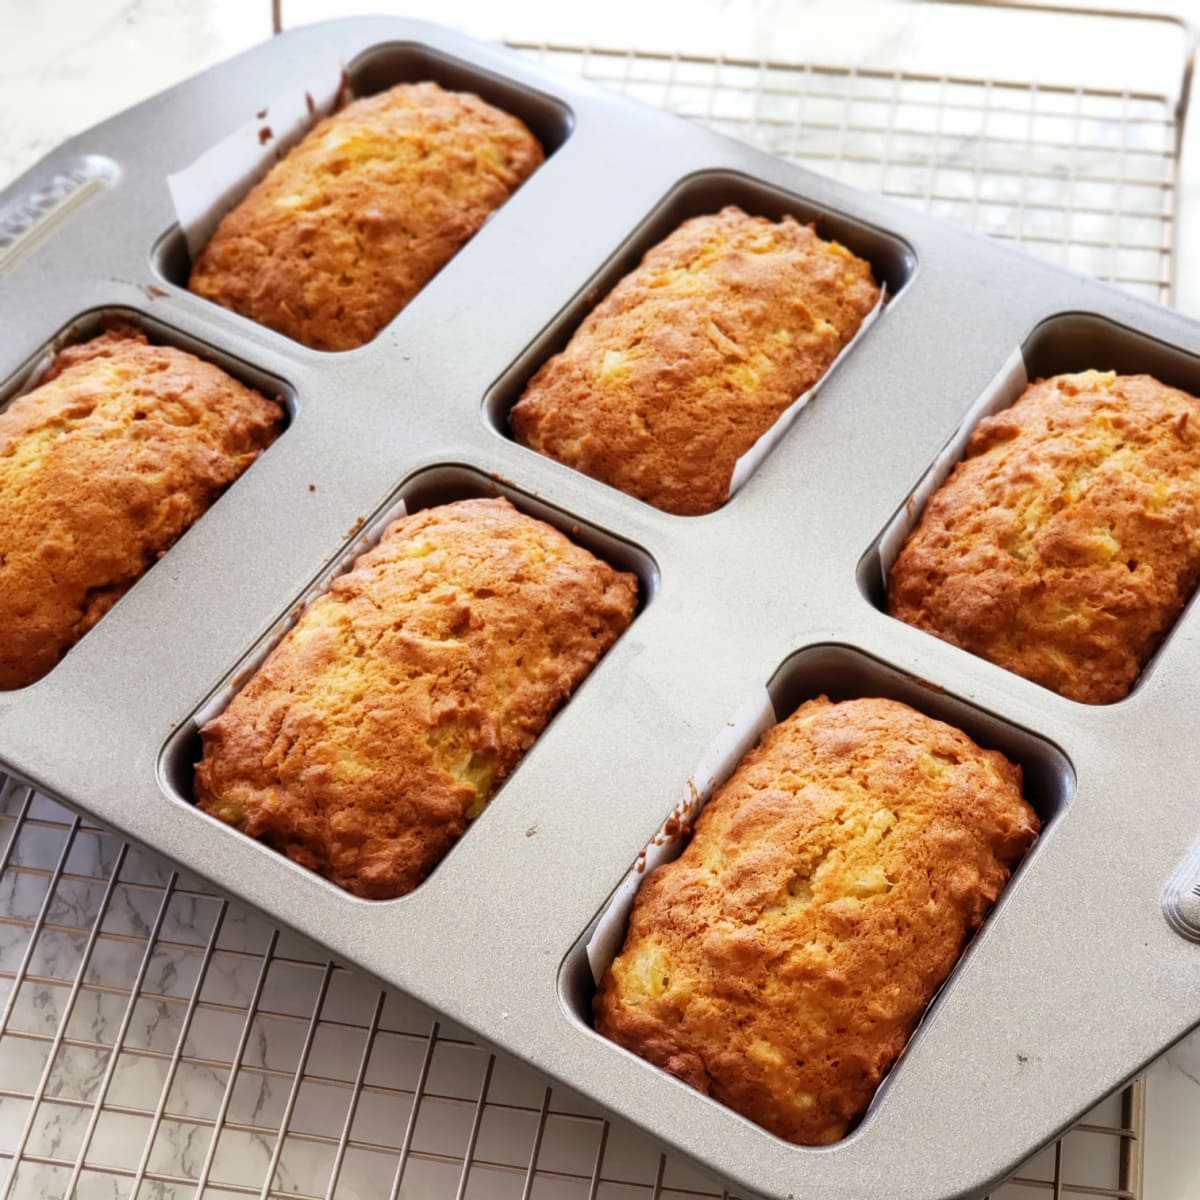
[335,67,354,111]
[258,126,273,145]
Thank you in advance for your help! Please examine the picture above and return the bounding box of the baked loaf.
[510,205,881,515]
[0,327,284,690]
[595,696,1039,1145]
[189,81,544,351]
[889,370,1200,704]
[195,497,638,898]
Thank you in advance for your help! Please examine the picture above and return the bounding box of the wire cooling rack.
[509,33,1189,307]
[0,780,1148,1199]
[5,4,1195,1196]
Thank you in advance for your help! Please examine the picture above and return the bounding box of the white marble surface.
[1146,1035,1200,1199]
[1,1,1200,1197]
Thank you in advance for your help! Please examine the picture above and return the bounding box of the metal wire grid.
[508,41,1184,307]
[0,777,1146,1199]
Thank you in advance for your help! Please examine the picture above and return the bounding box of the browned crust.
[189,81,544,350]
[594,696,1039,1145]
[888,371,1200,704]
[195,497,638,898]
[510,205,881,514]
[0,327,284,690]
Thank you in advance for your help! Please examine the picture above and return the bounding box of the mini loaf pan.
[0,305,295,691]
[560,642,1074,1143]
[485,168,916,510]
[159,462,658,899]
[860,310,1200,706]
[0,17,1199,1200]
[153,39,574,328]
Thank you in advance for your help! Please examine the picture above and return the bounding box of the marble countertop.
[1,2,1198,1197]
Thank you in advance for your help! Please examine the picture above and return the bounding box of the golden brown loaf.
[510,205,881,515]
[0,328,283,691]
[889,371,1200,704]
[189,81,544,351]
[595,696,1039,1145]
[195,498,638,899]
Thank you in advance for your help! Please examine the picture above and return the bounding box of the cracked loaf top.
[889,370,1200,704]
[195,497,638,899]
[595,695,1039,1145]
[510,205,882,515]
[0,327,284,690]
[189,81,544,351]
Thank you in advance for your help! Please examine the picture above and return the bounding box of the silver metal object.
[0,11,1192,1198]
[0,782,1149,1198]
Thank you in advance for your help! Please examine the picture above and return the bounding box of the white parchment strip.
[727,286,886,496]
[585,684,777,986]
[168,60,346,261]
[13,347,58,396]
[192,498,409,730]
[876,346,1028,590]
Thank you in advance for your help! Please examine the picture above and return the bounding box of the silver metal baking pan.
[0,17,1198,1200]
